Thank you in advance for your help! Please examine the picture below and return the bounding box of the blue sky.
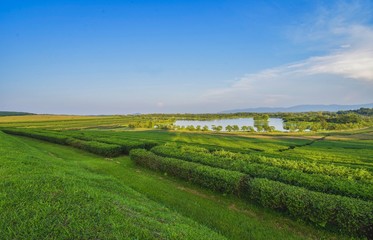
[1,0,373,114]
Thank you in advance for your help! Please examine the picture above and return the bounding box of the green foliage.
[0,111,34,116]
[211,125,223,132]
[62,132,158,154]
[225,125,233,132]
[130,149,373,237]
[248,178,373,235]
[2,123,373,238]
[253,114,269,120]
[0,111,371,131]
[66,138,122,157]
[130,149,245,194]
[0,132,227,240]
[338,107,373,116]
[216,148,372,182]
[2,128,70,145]
[151,144,373,182]
[151,145,373,200]
[282,111,373,131]
[2,128,156,157]
[8,131,346,240]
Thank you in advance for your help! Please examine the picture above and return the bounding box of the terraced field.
[1,116,372,239]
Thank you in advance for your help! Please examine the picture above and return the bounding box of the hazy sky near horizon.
[1,0,373,114]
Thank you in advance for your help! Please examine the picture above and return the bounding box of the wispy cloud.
[202,0,373,108]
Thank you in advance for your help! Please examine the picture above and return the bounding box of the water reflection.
[174,118,286,132]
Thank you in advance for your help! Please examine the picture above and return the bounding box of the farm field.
[4,1,373,239]
[0,131,225,239]
[0,115,372,239]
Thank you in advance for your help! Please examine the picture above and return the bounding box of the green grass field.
[0,132,230,239]
[0,115,372,239]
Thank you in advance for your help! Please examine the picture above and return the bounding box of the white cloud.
[202,1,373,108]
[303,47,373,81]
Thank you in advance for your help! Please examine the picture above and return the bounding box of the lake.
[174,118,286,132]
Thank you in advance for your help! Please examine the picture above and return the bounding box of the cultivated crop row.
[130,149,373,237]
[150,145,373,200]
[151,144,372,181]
[2,129,156,157]
[58,131,158,154]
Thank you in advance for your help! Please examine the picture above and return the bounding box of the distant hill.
[222,103,373,113]
[0,111,34,117]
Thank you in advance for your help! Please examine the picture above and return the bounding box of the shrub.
[2,129,69,145]
[248,178,373,236]
[3,129,156,157]
[130,149,373,237]
[130,149,245,194]
[150,145,373,201]
[66,139,122,157]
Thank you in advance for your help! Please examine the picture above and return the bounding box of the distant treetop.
[0,111,34,117]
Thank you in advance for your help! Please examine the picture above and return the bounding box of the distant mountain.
[222,103,373,113]
[0,111,34,117]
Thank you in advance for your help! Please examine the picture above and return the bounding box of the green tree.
[186,125,196,131]
[225,125,233,132]
[216,125,223,132]
[147,121,154,128]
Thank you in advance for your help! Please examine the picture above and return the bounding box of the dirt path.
[278,135,328,152]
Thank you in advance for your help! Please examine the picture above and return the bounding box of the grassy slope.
[0,132,226,240]
[10,134,350,240]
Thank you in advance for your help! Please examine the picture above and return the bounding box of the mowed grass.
[5,133,352,240]
[0,132,227,239]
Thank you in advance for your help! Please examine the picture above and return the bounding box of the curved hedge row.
[2,129,147,157]
[58,131,158,153]
[150,145,373,201]
[130,149,373,237]
[248,178,373,236]
[152,144,373,182]
[90,138,157,154]
[66,138,122,156]
[212,148,373,182]
[131,148,245,194]
[2,128,71,145]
